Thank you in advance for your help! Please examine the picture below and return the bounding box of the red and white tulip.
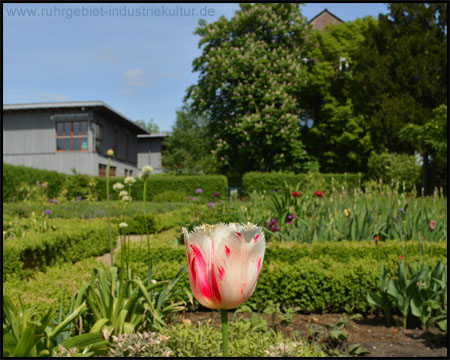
[183,223,265,310]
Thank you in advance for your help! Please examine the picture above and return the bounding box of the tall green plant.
[2,295,106,357]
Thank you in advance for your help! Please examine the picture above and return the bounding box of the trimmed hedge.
[3,163,228,202]
[96,174,228,201]
[3,219,118,280]
[3,163,68,201]
[3,238,446,316]
[242,171,361,195]
[117,239,446,313]
[116,239,448,267]
[112,206,201,234]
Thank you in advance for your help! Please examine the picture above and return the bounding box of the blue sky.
[3,3,388,131]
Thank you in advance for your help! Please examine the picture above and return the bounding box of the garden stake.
[221,309,229,357]
[106,150,114,266]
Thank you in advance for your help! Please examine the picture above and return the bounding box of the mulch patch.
[176,311,448,357]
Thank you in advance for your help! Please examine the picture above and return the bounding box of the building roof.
[308,9,344,30]
[3,100,150,134]
[137,133,171,139]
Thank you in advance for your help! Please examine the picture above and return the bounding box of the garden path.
[96,234,149,266]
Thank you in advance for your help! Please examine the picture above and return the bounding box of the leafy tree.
[351,3,447,191]
[162,103,218,174]
[399,105,447,192]
[304,17,376,173]
[134,118,160,133]
[186,3,313,176]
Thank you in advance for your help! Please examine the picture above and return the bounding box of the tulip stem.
[220,309,229,357]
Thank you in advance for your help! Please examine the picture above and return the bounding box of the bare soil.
[176,311,447,357]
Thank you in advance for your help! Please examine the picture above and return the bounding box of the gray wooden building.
[3,101,169,177]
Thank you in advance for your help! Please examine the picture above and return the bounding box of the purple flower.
[368,216,374,222]
[208,202,214,208]
[188,195,193,200]
[48,198,59,204]
[195,188,203,194]
[286,214,296,224]
[75,195,83,201]
[193,197,199,201]
[15,188,20,192]
[268,218,280,232]
[398,208,405,215]
[270,189,275,192]
[213,192,219,197]
[45,209,52,215]
[36,181,41,186]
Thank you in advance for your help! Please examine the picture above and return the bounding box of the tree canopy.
[304,17,377,173]
[162,103,218,174]
[182,3,447,190]
[186,3,313,176]
[134,119,160,133]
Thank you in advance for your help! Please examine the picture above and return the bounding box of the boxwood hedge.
[3,238,446,316]
[3,219,118,280]
[3,163,228,202]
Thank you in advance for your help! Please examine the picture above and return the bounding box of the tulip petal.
[183,223,265,310]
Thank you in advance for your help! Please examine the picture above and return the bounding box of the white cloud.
[122,68,148,87]
[39,93,70,101]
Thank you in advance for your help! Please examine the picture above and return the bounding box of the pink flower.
[292,191,299,197]
[374,235,380,243]
[314,190,323,197]
[183,223,265,310]
[429,220,436,230]
[399,255,403,260]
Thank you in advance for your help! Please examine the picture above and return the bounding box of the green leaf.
[89,318,110,333]
[12,325,36,357]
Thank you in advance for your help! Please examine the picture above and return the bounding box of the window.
[129,170,133,177]
[339,57,349,72]
[99,164,116,178]
[124,169,128,176]
[99,164,107,178]
[299,109,314,129]
[56,121,88,151]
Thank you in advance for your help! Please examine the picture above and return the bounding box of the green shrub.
[95,174,228,201]
[61,170,100,201]
[3,201,194,219]
[3,219,118,280]
[4,235,446,317]
[4,257,99,316]
[365,152,422,192]
[3,164,228,202]
[119,239,447,268]
[158,319,325,357]
[153,190,187,202]
[112,214,159,235]
[3,163,68,202]
[242,171,361,195]
[120,240,446,314]
[112,207,198,235]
